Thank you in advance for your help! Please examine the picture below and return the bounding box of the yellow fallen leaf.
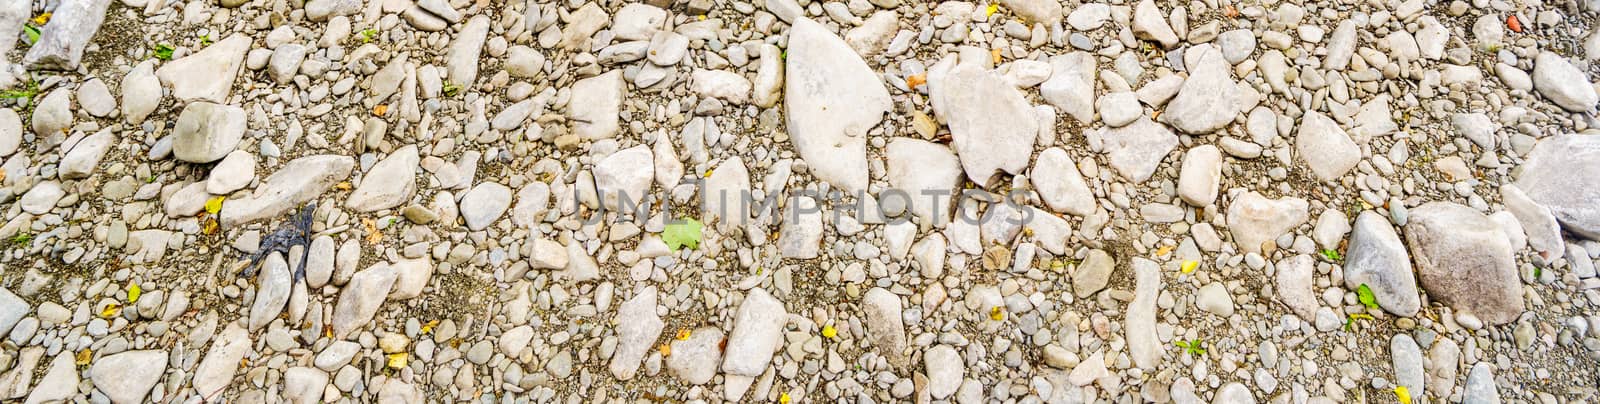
[906,73,927,89]
[386,353,408,369]
[33,13,50,26]
[1394,386,1412,404]
[989,306,1005,321]
[75,348,92,365]
[675,329,692,341]
[420,319,438,334]
[1155,245,1173,256]
[335,181,352,191]
[127,283,142,303]
[985,4,999,17]
[821,325,837,339]
[100,303,121,318]
[363,218,381,245]
[659,343,672,357]
[372,104,388,116]
[1180,260,1199,274]
[990,48,1002,65]
[204,196,225,214]
[780,392,792,404]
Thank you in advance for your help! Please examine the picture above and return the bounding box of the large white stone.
[785,18,890,193]
[156,34,251,103]
[935,58,1039,185]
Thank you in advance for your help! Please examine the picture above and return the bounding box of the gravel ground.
[0,0,1599,403]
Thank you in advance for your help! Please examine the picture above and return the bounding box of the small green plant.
[10,233,32,246]
[1356,284,1379,311]
[360,28,379,43]
[441,82,461,97]
[663,218,704,251]
[198,33,213,47]
[1319,248,1342,262]
[152,43,175,60]
[1534,266,1543,278]
[1174,339,1206,356]
[0,80,41,105]
[1344,312,1374,331]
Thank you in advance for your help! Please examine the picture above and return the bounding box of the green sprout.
[1174,339,1206,356]
[10,233,32,246]
[152,44,175,60]
[0,80,41,106]
[360,28,379,43]
[1319,248,1343,262]
[1357,284,1379,311]
[198,33,213,47]
[441,82,461,97]
[22,25,40,46]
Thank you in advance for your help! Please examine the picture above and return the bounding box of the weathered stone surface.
[156,34,251,103]
[785,18,890,193]
[1405,202,1524,325]
[347,145,419,212]
[1226,192,1309,254]
[1160,47,1239,134]
[935,59,1038,185]
[23,0,111,70]
[570,70,625,140]
[221,155,354,227]
[885,138,962,228]
[1344,211,1421,317]
[173,102,246,163]
[1295,112,1360,181]
[1516,135,1600,240]
[1098,117,1178,184]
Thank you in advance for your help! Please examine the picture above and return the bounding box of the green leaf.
[1174,339,1205,355]
[1357,284,1378,310]
[1319,248,1342,262]
[23,25,40,45]
[152,44,175,60]
[360,28,379,43]
[663,218,703,251]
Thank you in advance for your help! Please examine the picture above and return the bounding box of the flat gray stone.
[1344,211,1421,317]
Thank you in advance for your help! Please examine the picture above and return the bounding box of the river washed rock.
[1532,52,1599,112]
[886,138,963,227]
[1295,112,1360,181]
[222,155,353,227]
[1227,192,1309,254]
[1516,135,1600,239]
[722,288,786,399]
[1344,211,1421,317]
[1041,52,1096,123]
[173,102,246,163]
[1032,147,1096,216]
[935,56,1038,185]
[0,1,1594,402]
[785,18,890,193]
[1405,202,1525,325]
[92,350,167,404]
[156,34,251,103]
[23,0,110,70]
[1127,258,1162,370]
[1159,47,1238,134]
[609,286,663,380]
